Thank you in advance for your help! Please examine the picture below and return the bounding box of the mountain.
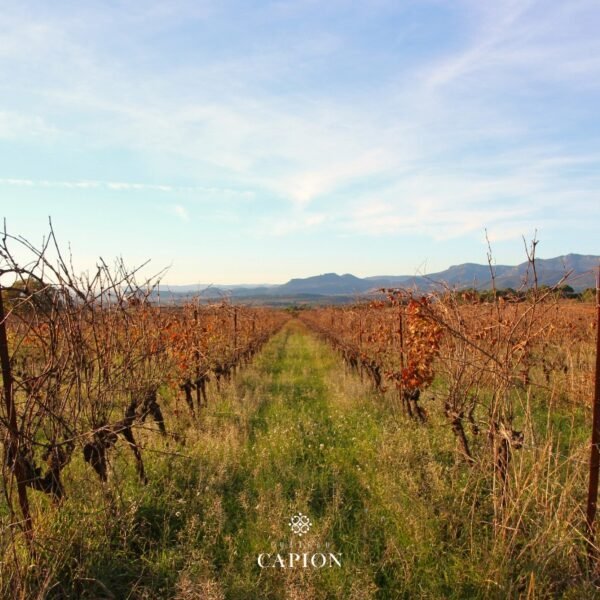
[421,254,597,291]
[276,273,374,295]
[366,255,597,292]
[492,254,598,290]
[155,254,598,303]
[422,263,514,287]
[158,283,275,293]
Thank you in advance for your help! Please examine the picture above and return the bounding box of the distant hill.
[419,254,598,291]
[277,273,374,295]
[365,254,597,293]
[154,254,598,304]
[491,254,598,290]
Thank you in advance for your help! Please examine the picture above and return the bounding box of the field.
[0,234,599,599]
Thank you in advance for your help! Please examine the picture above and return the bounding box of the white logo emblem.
[289,512,312,536]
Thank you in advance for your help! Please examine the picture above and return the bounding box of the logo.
[257,512,342,569]
[288,512,312,536]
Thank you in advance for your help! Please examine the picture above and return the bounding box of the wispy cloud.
[0,110,60,140]
[171,204,189,222]
[260,212,327,236]
[0,178,255,197]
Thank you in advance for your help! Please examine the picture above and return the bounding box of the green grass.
[1,321,598,599]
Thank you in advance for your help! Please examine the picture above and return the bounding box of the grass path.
[186,319,463,599]
[203,320,387,598]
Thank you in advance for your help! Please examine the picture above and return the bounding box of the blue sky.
[0,0,599,284]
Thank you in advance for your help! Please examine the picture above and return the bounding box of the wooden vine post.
[0,280,34,542]
[194,304,201,411]
[398,296,405,402]
[233,306,238,354]
[586,267,600,567]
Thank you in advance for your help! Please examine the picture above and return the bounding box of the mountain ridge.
[158,254,598,300]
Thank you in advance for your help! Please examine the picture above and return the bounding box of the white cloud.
[172,204,189,222]
[260,212,327,236]
[0,178,255,198]
[0,110,60,140]
[107,182,173,192]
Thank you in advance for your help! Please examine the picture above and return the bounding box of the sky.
[0,0,599,285]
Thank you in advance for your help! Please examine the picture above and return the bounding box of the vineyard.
[301,287,596,472]
[1,229,599,599]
